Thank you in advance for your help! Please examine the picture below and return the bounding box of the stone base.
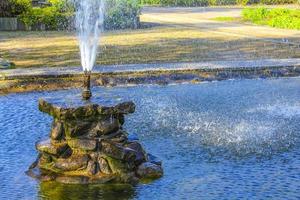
[27,97,163,185]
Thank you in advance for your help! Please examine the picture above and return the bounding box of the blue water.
[0,77,300,200]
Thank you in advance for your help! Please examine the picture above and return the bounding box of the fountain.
[26,0,163,185]
[74,0,105,100]
[82,70,92,100]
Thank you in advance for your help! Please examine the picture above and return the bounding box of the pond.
[0,77,300,200]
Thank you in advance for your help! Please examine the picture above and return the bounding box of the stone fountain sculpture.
[27,97,163,184]
[27,0,163,184]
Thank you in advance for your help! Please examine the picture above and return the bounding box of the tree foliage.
[0,0,31,17]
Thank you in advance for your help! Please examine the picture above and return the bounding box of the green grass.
[242,7,300,30]
[211,16,239,22]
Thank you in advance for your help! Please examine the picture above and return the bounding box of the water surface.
[0,77,300,200]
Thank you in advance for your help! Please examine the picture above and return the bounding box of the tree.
[0,0,12,17]
[0,0,31,18]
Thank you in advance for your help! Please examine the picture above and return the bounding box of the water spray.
[73,0,104,100]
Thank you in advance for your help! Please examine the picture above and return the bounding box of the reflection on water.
[0,77,300,200]
[39,182,135,200]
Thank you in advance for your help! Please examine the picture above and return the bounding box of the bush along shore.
[242,8,300,30]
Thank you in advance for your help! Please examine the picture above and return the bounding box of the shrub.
[236,0,248,5]
[142,0,297,5]
[0,0,31,17]
[105,0,141,29]
[142,0,161,4]
[49,0,74,13]
[267,9,300,29]
[19,1,72,30]
[236,0,259,5]
[242,8,300,30]
[260,0,297,4]
[11,0,31,15]
[208,0,236,5]
[242,7,269,23]
[18,0,141,30]
[159,0,209,6]
[0,1,11,17]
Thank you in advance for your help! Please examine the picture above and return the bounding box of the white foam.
[249,104,300,118]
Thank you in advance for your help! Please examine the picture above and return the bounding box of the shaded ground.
[0,6,299,69]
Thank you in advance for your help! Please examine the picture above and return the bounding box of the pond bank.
[1,59,300,95]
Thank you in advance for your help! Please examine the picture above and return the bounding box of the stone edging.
[0,59,300,95]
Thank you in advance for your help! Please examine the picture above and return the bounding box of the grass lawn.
[1,23,299,68]
[211,16,240,22]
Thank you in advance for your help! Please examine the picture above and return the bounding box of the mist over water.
[73,0,105,71]
[126,79,300,159]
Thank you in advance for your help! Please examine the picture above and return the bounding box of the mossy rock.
[36,139,68,156]
[98,157,112,175]
[50,120,65,140]
[39,161,63,174]
[136,162,163,179]
[54,154,89,171]
[38,98,135,121]
[64,120,92,138]
[125,142,147,165]
[101,140,136,162]
[104,156,129,175]
[67,138,98,151]
[63,116,120,138]
[55,176,90,184]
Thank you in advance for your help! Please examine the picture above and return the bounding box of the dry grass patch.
[0,25,299,68]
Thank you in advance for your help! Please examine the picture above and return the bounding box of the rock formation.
[27,97,163,184]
